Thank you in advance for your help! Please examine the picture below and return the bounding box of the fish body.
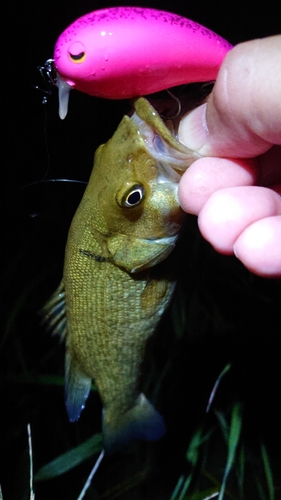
[44,98,198,453]
[54,7,232,118]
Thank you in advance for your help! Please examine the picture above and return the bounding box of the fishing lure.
[53,6,232,118]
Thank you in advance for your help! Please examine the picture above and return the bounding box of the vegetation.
[1,197,280,498]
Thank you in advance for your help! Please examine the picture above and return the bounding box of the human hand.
[178,35,281,278]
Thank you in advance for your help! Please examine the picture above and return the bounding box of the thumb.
[178,35,281,159]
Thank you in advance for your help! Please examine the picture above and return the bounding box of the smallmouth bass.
[43,97,199,453]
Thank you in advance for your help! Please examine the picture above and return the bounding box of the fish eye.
[116,184,145,208]
[68,42,86,63]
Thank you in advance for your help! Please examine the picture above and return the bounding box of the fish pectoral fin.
[65,349,92,422]
[40,281,67,341]
[141,278,175,315]
[102,393,166,454]
[107,234,177,273]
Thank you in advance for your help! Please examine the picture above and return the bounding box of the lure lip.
[56,75,74,119]
[53,6,232,118]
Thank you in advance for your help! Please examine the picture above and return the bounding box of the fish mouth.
[131,97,201,181]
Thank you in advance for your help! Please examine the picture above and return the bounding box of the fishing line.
[164,90,182,119]
[34,59,58,182]
[18,178,87,191]
[19,62,87,197]
[40,99,51,182]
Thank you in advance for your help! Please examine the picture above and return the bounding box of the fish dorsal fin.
[40,281,67,341]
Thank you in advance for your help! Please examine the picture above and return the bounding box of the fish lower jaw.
[150,234,179,246]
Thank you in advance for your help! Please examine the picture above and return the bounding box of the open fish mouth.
[131,97,201,183]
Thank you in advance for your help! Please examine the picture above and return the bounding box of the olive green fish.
[43,98,199,453]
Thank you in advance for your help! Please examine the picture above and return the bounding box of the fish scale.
[65,248,174,405]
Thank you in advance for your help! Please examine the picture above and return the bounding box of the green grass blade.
[186,427,204,466]
[218,402,243,500]
[34,433,103,481]
[177,474,193,500]
[260,442,275,500]
[183,489,219,500]
[226,403,243,474]
[206,364,231,413]
[170,426,215,500]
[214,411,229,443]
[236,442,246,498]
[170,476,185,500]
[252,471,267,500]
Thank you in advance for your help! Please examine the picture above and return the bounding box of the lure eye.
[68,42,86,63]
[69,52,85,61]
[116,184,145,208]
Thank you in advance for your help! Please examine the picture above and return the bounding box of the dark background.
[2,1,281,499]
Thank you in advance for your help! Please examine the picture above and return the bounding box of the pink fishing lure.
[54,7,232,118]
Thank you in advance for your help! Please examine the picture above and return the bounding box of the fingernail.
[178,102,208,151]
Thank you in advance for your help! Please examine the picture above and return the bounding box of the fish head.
[96,124,183,239]
[84,98,199,272]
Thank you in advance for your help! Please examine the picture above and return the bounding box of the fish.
[43,97,200,453]
[53,6,232,118]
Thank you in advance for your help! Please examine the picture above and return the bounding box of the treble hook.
[164,89,182,119]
